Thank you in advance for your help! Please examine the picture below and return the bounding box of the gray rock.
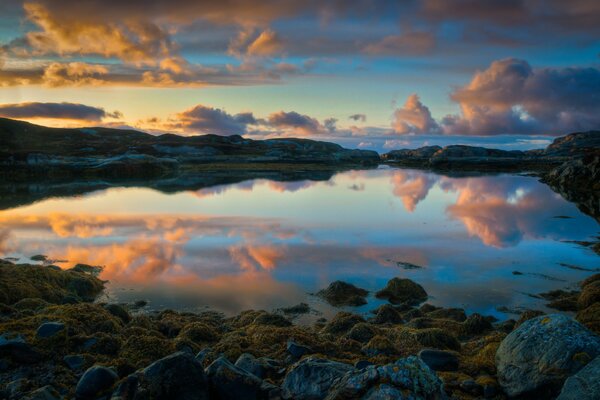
[282,357,353,400]
[557,356,600,400]
[496,314,600,397]
[75,366,118,400]
[195,347,211,365]
[235,353,282,379]
[64,354,85,371]
[206,356,273,399]
[22,386,61,400]
[418,349,459,371]
[286,339,312,359]
[0,333,42,363]
[133,352,209,400]
[36,322,65,338]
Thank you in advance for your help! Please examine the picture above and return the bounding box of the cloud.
[42,62,109,87]
[0,102,121,121]
[267,110,321,135]
[246,29,284,57]
[171,104,257,135]
[392,94,440,134]
[363,31,435,56]
[349,114,367,122]
[390,170,438,212]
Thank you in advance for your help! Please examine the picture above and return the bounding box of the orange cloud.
[390,170,437,212]
[247,29,284,57]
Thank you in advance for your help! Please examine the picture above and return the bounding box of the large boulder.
[118,351,210,400]
[317,281,368,307]
[375,278,427,305]
[326,356,445,400]
[496,314,600,397]
[282,357,353,400]
[206,356,276,399]
[75,366,119,400]
[557,356,600,400]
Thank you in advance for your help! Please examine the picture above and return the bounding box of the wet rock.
[557,355,600,400]
[235,353,282,379]
[375,278,427,305]
[133,351,209,399]
[370,304,403,325]
[104,304,131,324]
[326,356,445,400]
[361,335,397,357]
[253,312,292,327]
[282,357,353,399]
[418,349,459,371]
[425,307,467,322]
[206,356,272,399]
[195,347,212,365]
[279,302,311,315]
[287,340,312,359]
[317,281,368,307]
[415,328,461,351]
[64,354,86,371]
[75,365,119,400]
[460,379,483,396]
[22,386,60,400]
[578,279,600,309]
[346,323,377,343]
[496,314,600,397]
[322,312,365,336]
[462,313,493,335]
[36,322,65,338]
[354,360,374,370]
[0,333,42,363]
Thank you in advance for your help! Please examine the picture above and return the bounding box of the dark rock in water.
[36,322,65,338]
[282,357,353,400]
[370,304,404,325]
[287,340,312,359]
[206,356,274,400]
[425,307,467,322]
[557,355,600,400]
[75,365,119,400]
[462,313,493,335]
[321,312,365,336]
[64,354,86,371]
[317,281,368,307]
[22,385,60,400]
[252,312,292,327]
[0,333,42,363]
[327,356,445,400]
[375,278,427,305]
[30,254,48,262]
[132,352,209,400]
[104,304,131,324]
[496,314,600,398]
[279,302,311,315]
[418,349,459,371]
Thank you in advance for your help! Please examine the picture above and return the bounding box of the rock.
[557,356,600,400]
[415,328,461,351]
[287,340,313,359]
[22,386,60,400]
[282,357,353,399]
[75,365,119,400]
[253,312,292,327]
[354,360,374,370]
[375,278,427,305]
[462,313,493,335]
[515,309,545,328]
[0,333,42,363]
[195,347,212,365]
[425,307,467,322]
[235,353,282,379]
[322,312,365,336]
[316,281,369,307]
[206,356,273,399]
[370,304,403,325]
[64,354,86,371]
[36,322,65,338]
[418,349,459,371]
[496,314,600,397]
[345,323,377,343]
[104,304,131,324]
[578,279,600,309]
[460,379,483,396]
[326,356,445,400]
[279,302,311,315]
[576,303,600,334]
[361,335,398,357]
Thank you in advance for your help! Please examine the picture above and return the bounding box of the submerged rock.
[557,355,600,400]
[317,281,369,307]
[496,314,600,397]
[375,278,427,305]
[75,365,118,400]
[282,357,353,399]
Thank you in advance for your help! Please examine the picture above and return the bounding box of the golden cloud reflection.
[390,170,437,212]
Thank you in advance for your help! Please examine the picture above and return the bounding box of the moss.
[322,312,365,336]
[515,310,545,328]
[80,332,122,355]
[576,303,600,334]
[370,304,404,325]
[581,273,600,289]
[414,328,461,351]
[120,334,175,368]
[177,322,219,344]
[0,263,104,305]
[252,313,292,327]
[12,298,50,312]
[425,308,467,322]
[361,335,399,357]
[346,322,377,343]
[103,304,131,324]
[461,313,493,336]
[578,280,600,309]
[406,317,463,337]
[375,278,428,305]
[316,281,368,307]
[459,332,505,376]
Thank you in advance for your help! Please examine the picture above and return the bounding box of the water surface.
[1,167,598,320]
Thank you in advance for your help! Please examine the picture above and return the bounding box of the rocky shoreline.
[1,260,599,399]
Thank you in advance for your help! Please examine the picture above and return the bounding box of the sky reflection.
[1,169,598,318]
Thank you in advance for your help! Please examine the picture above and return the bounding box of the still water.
[1,167,598,320]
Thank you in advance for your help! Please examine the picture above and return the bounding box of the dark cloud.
[323,117,337,133]
[267,111,321,134]
[0,102,121,121]
[172,105,257,135]
[349,114,367,122]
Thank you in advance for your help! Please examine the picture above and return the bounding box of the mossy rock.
[346,323,377,343]
[361,335,398,357]
[177,322,219,344]
[578,280,600,309]
[103,304,131,324]
[322,312,365,336]
[370,304,404,325]
[120,334,175,368]
[317,281,368,307]
[425,308,467,322]
[252,313,292,327]
[415,328,460,351]
[461,313,493,336]
[375,278,427,305]
[576,303,600,334]
[515,310,545,328]
[12,298,50,312]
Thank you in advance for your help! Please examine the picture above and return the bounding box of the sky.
[0,0,599,151]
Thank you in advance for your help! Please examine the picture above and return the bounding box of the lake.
[1,167,598,321]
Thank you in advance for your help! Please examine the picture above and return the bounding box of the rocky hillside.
[0,118,380,179]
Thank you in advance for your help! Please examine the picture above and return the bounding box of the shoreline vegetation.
[0,260,599,399]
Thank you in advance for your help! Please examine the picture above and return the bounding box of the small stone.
[36,322,65,338]
[317,281,369,307]
[460,379,483,395]
[418,349,459,371]
[0,333,42,363]
[75,365,118,400]
[287,339,312,358]
[64,354,85,371]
